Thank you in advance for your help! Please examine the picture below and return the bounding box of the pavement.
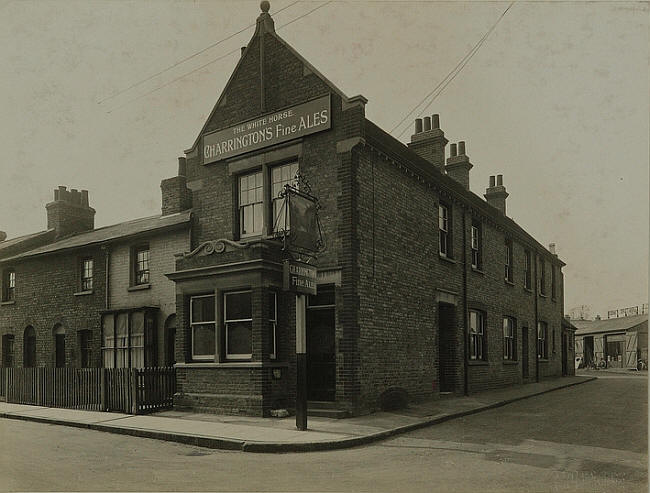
[0,375,595,453]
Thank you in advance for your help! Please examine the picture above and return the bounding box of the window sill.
[128,283,151,292]
[504,279,515,286]
[0,300,15,306]
[523,287,533,294]
[471,267,485,275]
[538,358,549,363]
[503,360,519,365]
[74,290,93,297]
[468,360,488,366]
[551,297,557,303]
[539,293,548,298]
[438,254,457,264]
[176,361,289,369]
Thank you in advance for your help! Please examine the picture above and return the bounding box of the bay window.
[225,291,252,360]
[190,295,216,360]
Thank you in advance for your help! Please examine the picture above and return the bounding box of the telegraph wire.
[106,1,332,114]
[392,1,515,139]
[98,1,300,105]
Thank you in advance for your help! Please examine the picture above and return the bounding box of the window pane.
[225,292,252,320]
[469,311,477,332]
[227,321,252,355]
[193,323,215,356]
[131,311,144,335]
[192,296,215,323]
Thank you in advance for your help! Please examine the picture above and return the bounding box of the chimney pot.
[414,118,423,134]
[0,231,6,242]
[178,157,187,177]
[423,116,431,132]
[432,114,440,129]
[549,243,556,255]
[81,190,89,206]
[489,175,496,187]
[497,174,503,186]
[458,141,466,155]
[241,46,246,57]
[450,143,457,157]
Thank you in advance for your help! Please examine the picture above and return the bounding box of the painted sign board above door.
[203,95,331,164]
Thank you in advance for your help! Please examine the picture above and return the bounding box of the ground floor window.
[469,310,486,361]
[225,291,252,360]
[53,324,65,368]
[78,330,92,368]
[2,334,14,367]
[537,321,548,359]
[503,317,516,360]
[102,310,157,368]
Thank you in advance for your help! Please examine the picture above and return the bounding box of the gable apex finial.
[257,1,275,34]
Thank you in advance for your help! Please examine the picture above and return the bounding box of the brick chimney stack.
[408,114,448,171]
[445,140,473,190]
[46,186,96,238]
[484,175,508,215]
[161,157,192,216]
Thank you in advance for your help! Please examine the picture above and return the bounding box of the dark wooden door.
[438,303,457,393]
[55,334,65,368]
[522,327,529,378]
[306,307,336,401]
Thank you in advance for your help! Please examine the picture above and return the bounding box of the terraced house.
[0,4,574,418]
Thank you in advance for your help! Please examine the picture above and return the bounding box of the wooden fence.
[0,367,175,414]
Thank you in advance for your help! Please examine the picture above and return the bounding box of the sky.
[0,0,647,318]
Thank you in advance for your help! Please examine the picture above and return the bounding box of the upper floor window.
[470,220,482,270]
[524,250,532,290]
[271,162,299,233]
[503,317,516,360]
[539,259,547,296]
[551,265,557,299]
[2,268,15,302]
[469,310,486,361]
[133,245,150,285]
[537,321,548,359]
[504,240,513,283]
[239,171,263,237]
[81,258,93,291]
[439,203,452,258]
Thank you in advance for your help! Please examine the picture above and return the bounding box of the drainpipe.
[462,207,469,396]
[534,251,539,383]
[102,245,110,310]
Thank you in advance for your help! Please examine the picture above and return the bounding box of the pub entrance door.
[306,286,336,401]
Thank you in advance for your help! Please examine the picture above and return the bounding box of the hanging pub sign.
[287,191,321,253]
[283,260,317,295]
[203,95,331,164]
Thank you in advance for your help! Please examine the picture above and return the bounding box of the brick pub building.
[0,3,574,417]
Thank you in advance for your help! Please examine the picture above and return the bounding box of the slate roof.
[3,210,191,262]
[573,314,648,336]
[0,230,55,260]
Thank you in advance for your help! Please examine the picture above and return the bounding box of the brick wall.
[0,247,107,368]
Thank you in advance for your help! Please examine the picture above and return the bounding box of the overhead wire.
[392,1,515,139]
[99,0,300,105]
[106,1,332,114]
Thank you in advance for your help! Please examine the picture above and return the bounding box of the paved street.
[0,376,646,492]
